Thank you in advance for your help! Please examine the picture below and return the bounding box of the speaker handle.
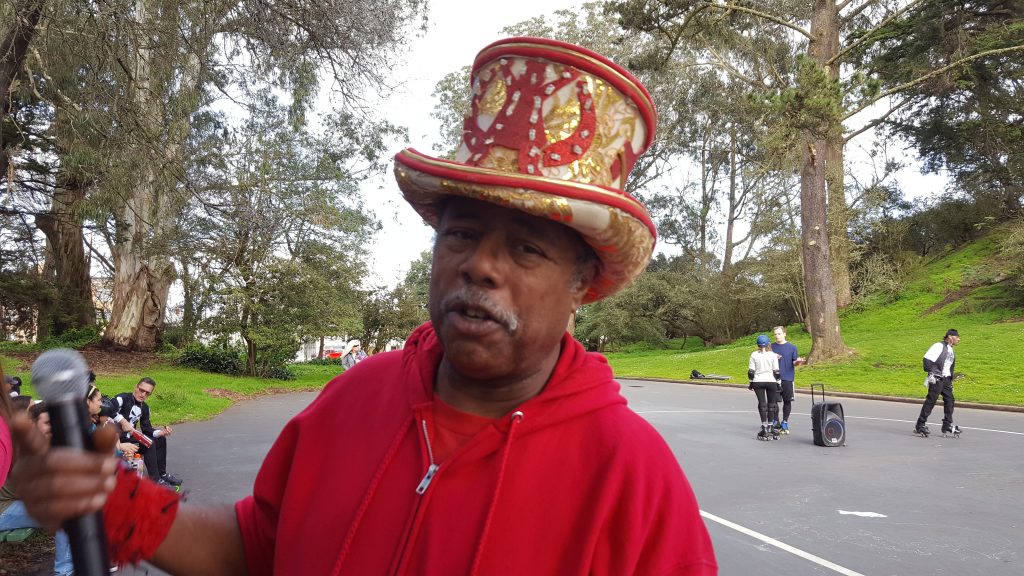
[811,382,826,404]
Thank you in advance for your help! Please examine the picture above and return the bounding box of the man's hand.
[119,442,139,456]
[748,382,754,391]
[119,419,132,433]
[8,412,120,532]
[161,425,173,437]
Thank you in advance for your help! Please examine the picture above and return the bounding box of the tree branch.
[83,234,115,275]
[843,94,914,143]
[831,0,925,66]
[843,45,1024,120]
[707,1,812,40]
[839,0,880,23]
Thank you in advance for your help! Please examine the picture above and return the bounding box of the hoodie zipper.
[415,418,439,494]
[390,418,439,576]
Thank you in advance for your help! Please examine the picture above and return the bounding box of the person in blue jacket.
[770,326,804,434]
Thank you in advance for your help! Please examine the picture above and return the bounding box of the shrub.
[262,365,296,381]
[175,344,243,376]
[301,358,342,366]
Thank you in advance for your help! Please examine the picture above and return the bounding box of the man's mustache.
[440,287,520,334]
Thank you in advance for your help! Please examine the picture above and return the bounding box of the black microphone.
[32,348,111,576]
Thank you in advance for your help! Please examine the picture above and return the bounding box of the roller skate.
[770,426,780,440]
[757,425,771,441]
[780,421,790,435]
[942,424,961,438]
[914,424,930,438]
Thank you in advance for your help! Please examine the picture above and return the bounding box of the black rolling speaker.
[811,383,846,447]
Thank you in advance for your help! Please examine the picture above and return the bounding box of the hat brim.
[395,148,656,303]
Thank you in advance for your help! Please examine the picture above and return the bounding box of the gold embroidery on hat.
[479,73,507,119]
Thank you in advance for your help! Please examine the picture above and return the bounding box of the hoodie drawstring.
[331,418,412,576]
[469,410,524,576]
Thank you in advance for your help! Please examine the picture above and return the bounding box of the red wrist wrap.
[102,466,181,566]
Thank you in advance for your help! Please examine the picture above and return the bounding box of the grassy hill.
[606,230,1024,406]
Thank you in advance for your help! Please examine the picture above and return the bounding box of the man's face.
[429,198,593,384]
[949,335,961,346]
[134,382,154,403]
[774,327,786,343]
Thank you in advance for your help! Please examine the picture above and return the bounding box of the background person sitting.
[112,377,180,486]
[0,399,75,576]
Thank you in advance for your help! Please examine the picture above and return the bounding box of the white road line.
[802,414,1024,436]
[636,410,751,414]
[635,410,1024,435]
[700,510,866,576]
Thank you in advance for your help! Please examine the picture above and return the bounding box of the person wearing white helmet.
[749,334,782,441]
[341,340,367,370]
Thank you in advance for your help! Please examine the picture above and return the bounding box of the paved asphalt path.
[121,381,1022,575]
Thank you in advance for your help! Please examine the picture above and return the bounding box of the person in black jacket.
[113,377,182,485]
[914,329,962,437]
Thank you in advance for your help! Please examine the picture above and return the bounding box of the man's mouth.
[462,306,493,321]
[442,289,519,334]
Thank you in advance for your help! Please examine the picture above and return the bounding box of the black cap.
[945,329,959,339]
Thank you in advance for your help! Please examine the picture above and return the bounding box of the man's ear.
[568,260,599,310]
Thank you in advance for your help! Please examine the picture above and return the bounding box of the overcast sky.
[346,0,947,289]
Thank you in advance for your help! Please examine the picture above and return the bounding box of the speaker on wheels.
[811,383,846,447]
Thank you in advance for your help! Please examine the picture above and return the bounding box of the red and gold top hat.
[395,37,657,303]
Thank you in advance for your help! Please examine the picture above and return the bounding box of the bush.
[175,344,243,376]
[301,358,342,366]
[262,365,296,381]
[160,324,193,350]
[0,325,102,352]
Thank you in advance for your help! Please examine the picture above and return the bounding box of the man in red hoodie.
[10,38,717,575]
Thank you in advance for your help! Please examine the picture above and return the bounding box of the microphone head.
[32,348,91,403]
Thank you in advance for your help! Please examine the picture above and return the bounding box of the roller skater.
[748,334,781,441]
[756,424,779,441]
[915,329,961,439]
[770,326,805,436]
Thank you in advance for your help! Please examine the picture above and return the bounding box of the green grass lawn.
[607,237,1024,407]
[5,359,340,424]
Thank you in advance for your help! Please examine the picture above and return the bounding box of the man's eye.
[518,243,545,257]
[443,228,474,240]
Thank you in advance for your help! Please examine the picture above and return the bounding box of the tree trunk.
[722,128,738,271]
[824,0,852,310]
[104,188,175,350]
[827,136,852,307]
[318,335,325,360]
[802,0,849,362]
[800,138,847,361]
[35,173,94,338]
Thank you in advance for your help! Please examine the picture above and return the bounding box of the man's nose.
[458,234,505,287]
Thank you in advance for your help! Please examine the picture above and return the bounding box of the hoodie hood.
[400,321,625,436]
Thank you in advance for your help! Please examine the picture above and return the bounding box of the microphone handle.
[48,399,111,576]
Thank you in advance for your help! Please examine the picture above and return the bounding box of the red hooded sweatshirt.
[236,323,716,575]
